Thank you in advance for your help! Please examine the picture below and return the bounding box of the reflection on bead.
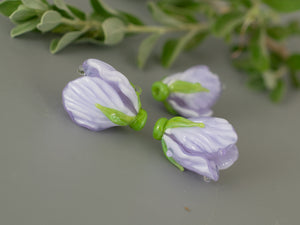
[203,176,211,183]
[77,65,85,76]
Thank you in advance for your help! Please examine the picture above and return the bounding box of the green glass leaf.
[0,0,21,17]
[152,81,169,101]
[67,5,86,20]
[50,30,86,53]
[10,17,39,37]
[269,80,286,102]
[169,80,209,93]
[137,33,160,68]
[37,10,62,32]
[161,139,184,172]
[262,0,300,13]
[22,0,48,11]
[161,29,198,68]
[213,12,244,37]
[102,17,125,45]
[95,104,135,126]
[147,2,183,27]
[163,101,178,115]
[90,0,114,18]
[9,5,36,22]
[129,108,147,131]
[165,117,205,130]
[153,117,168,140]
[287,54,300,71]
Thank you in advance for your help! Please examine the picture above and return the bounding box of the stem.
[60,16,208,39]
[266,37,289,60]
[126,23,208,35]
[61,18,102,31]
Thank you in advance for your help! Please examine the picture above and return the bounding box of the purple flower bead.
[152,66,222,117]
[62,59,147,131]
[153,117,238,181]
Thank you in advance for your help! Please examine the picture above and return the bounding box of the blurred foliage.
[1,0,300,102]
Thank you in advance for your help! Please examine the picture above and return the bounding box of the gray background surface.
[1,1,300,225]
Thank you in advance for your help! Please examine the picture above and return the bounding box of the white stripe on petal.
[165,117,238,154]
[163,135,219,181]
[83,59,139,114]
[162,65,221,117]
[63,77,125,131]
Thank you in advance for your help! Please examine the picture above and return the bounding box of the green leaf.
[37,10,62,32]
[157,1,199,23]
[232,58,259,74]
[138,33,160,68]
[184,30,208,51]
[0,0,21,17]
[249,29,270,72]
[148,2,183,27]
[213,12,244,37]
[53,0,72,17]
[161,30,198,68]
[21,0,48,11]
[117,11,144,25]
[229,0,252,8]
[247,74,266,91]
[50,30,86,53]
[287,54,300,71]
[75,37,103,45]
[169,80,209,93]
[53,0,68,11]
[10,17,39,37]
[9,5,36,22]
[67,5,86,20]
[290,71,300,89]
[53,0,85,20]
[51,24,75,33]
[267,21,300,40]
[269,80,285,102]
[262,70,277,90]
[102,17,125,45]
[90,0,114,18]
[95,104,135,126]
[267,26,289,40]
[262,0,300,13]
[161,39,179,67]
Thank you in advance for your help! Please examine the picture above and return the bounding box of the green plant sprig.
[1,0,300,102]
